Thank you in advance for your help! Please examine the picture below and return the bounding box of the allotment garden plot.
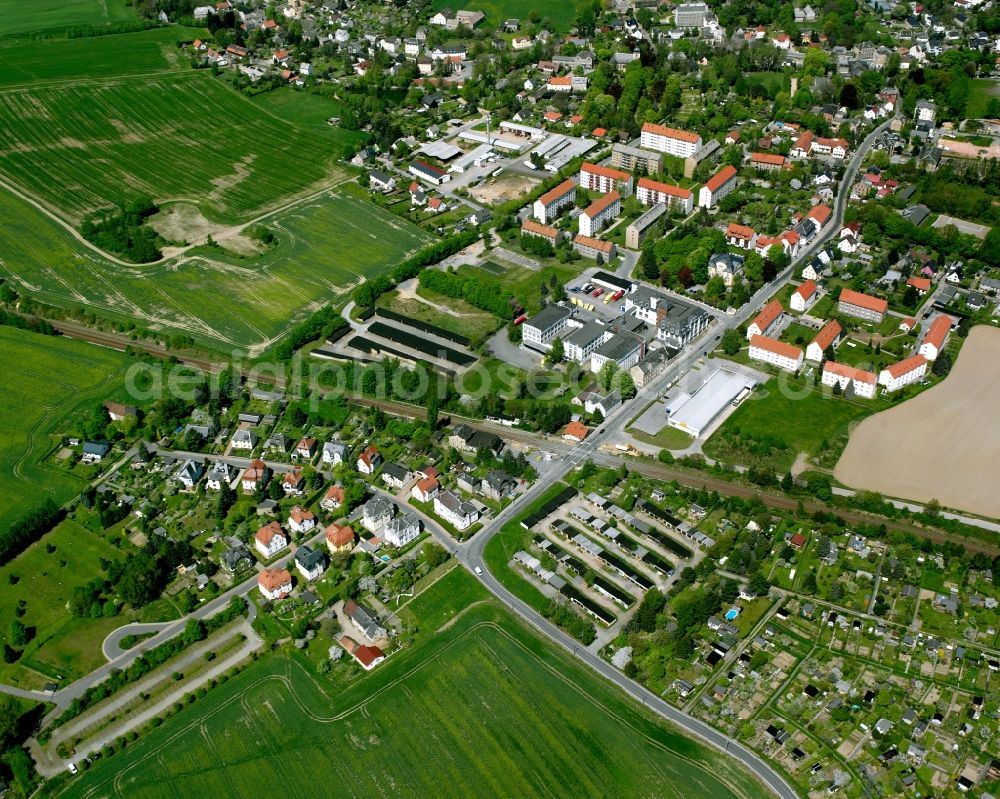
[0,72,351,223]
[0,187,431,353]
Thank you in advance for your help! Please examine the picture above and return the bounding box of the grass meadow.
[0,0,137,38]
[0,72,356,223]
[0,516,124,688]
[57,573,770,799]
[0,327,133,531]
[0,186,431,352]
[702,377,872,472]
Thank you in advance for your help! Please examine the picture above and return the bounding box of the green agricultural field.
[429,0,577,31]
[0,72,356,223]
[0,186,431,353]
[0,516,124,688]
[703,378,872,472]
[0,0,137,38]
[0,27,194,88]
[251,88,364,143]
[0,327,133,531]
[58,587,769,799]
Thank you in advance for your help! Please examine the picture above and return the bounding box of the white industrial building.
[665,368,753,438]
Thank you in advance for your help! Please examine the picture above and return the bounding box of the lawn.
[0,516,124,688]
[250,88,365,147]
[965,78,1000,119]
[703,377,873,473]
[57,577,770,799]
[0,185,431,353]
[628,424,696,450]
[0,71,356,223]
[0,27,190,87]
[429,0,577,31]
[0,327,133,531]
[0,0,137,37]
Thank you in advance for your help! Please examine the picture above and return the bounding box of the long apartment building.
[579,191,621,237]
[579,162,633,195]
[639,123,702,159]
[532,178,577,223]
[747,299,784,340]
[822,361,876,399]
[878,354,927,392]
[625,203,667,249]
[698,164,737,208]
[838,288,888,323]
[635,177,693,214]
[610,142,664,175]
[749,335,803,373]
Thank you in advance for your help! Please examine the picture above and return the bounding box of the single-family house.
[255,521,289,558]
[434,490,480,530]
[294,545,326,581]
[325,524,355,554]
[288,505,317,534]
[362,495,394,532]
[258,568,293,601]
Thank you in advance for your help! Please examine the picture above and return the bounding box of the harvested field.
[835,326,1000,517]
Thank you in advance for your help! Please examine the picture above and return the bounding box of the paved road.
[6,117,896,791]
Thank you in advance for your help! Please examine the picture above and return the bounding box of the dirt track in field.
[835,325,1000,518]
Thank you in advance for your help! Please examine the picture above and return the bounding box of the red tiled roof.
[750,334,803,361]
[549,75,571,86]
[751,152,786,166]
[581,162,630,182]
[521,219,559,238]
[583,190,621,219]
[807,204,832,225]
[592,127,608,137]
[882,354,927,379]
[790,533,807,547]
[907,276,931,292]
[256,521,285,546]
[641,122,700,143]
[537,178,577,207]
[703,165,737,192]
[573,234,614,253]
[726,222,755,240]
[793,130,814,151]
[839,288,888,315]
[824,361,876,384]
[258,568,291,591]
[324,485,344,504]
[563,420,589,440]
[810,319,842,351]
[416,476,439,494]
[794,279,817,300]
[921,315,950,350]
[543,110,563,121]
[325,524,355,548]
[289,505,314,523]
[638,177,691,199]
[354,644,385,667]
[751,299,784,332]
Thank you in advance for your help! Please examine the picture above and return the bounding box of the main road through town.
[453,117,897,799]
[1,117,894,792]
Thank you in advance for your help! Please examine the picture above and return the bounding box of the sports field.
[0,72,355,223]
[0,186,431,352]
[58,598,769,799]
[0,327,132,531]
[836,325,1000,516]
[0,516,124,688]
[0,0,136,37]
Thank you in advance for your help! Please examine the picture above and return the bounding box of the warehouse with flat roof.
[665,368,754,438]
